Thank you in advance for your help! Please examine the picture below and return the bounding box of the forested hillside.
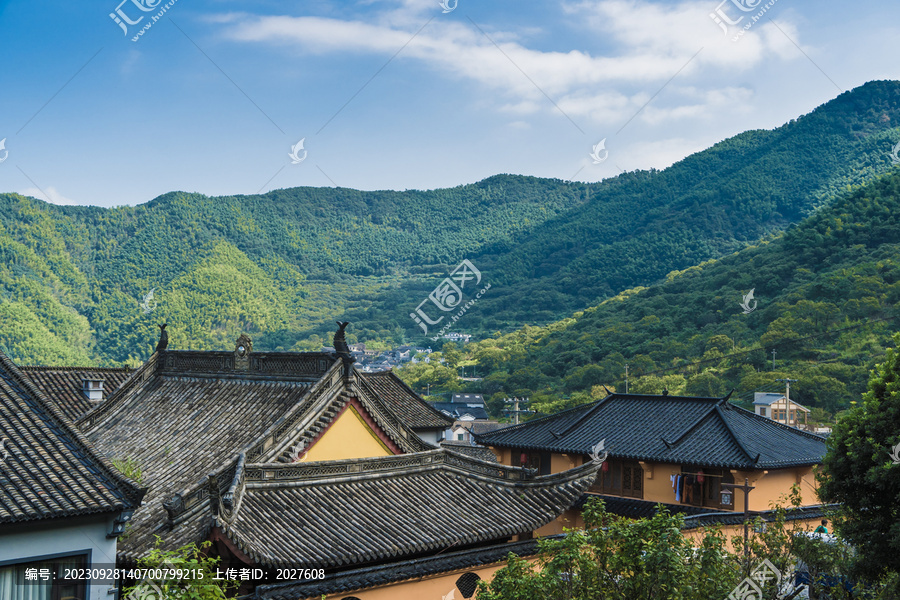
[368,80,900,336]
[1,80,899,369]
[435,169,900,421]
[0,177,587,364]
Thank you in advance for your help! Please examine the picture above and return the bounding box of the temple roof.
[212,448,601,568]
[78,348,436,560]
[20,365,133,421]
[253,536,547,600]
[476,392,827,469]
[360,371,453,430]
[0,351,144,525]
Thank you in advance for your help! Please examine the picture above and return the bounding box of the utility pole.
[625,364,629,394]
[771,349,776,371]
[721,477,756,576]
[503,397,533,425]
[776,378,798,427]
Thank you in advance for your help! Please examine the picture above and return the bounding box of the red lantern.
[602,460,609,472]
[697,469,705,484]
[520,452,528,466]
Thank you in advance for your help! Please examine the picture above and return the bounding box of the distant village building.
[753,392,810,429]
[449,420,508,443]
[432,393,490,421]
[0,354,144,600]
[443,332,472,344]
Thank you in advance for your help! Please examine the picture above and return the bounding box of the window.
[0,554,87,600]
[456,572,481,598]
[759,407,767,417]
[594,460,642,499]
[679,468,735,509]
[457,433,465,441]
[516,451,552,475]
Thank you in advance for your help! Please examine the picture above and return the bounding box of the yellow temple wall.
[301,405,393,462]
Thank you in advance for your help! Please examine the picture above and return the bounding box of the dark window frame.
[0,549,91,600]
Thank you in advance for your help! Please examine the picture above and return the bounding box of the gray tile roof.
[0,351,144,524]
[361,371,453,430]
[213,448,600,568]
[78,350,440,561]
[253,536,548,600]
[439,440,499,462]
[476,393,827,469]
[20,365,134,421]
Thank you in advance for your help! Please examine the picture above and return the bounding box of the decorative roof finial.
[156,323,168,353]
[333,321,351,355]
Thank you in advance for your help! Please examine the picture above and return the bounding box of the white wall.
[0,513,120,600]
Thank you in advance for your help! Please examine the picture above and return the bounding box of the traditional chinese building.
[476,391,830,536]
[0,352,145,600]
[20,365,134,421]
[66,327,599,598]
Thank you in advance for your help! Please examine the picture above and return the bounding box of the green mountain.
[365,80,900,336]
[0,80,899,370]
[452,168,900,419]
[0,178,587,364]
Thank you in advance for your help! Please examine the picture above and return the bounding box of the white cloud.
[19,186,78,206]
[216,0,807,127]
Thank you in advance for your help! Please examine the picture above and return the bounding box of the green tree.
[122,540,237,600]
[818,332,900,580]
[477,499,741,600]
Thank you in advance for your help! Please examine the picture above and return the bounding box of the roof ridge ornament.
[155,323,168,353]
[333,321,351,355]
[235,334,252,371]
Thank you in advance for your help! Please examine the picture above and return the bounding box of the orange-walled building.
[477,391,830,537]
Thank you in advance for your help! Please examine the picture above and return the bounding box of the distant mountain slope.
[1,81,900,366]
[383,80,900,333]
[0,176,587,364]
[463,168,900,416]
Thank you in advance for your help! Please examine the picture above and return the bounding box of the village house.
[753,392,811,429]
[476,391,830,538]
[0,353,145,600]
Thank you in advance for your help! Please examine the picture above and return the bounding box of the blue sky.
[0,0,896,207]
